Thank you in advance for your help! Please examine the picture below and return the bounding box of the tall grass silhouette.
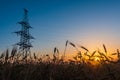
[0,41,120,80]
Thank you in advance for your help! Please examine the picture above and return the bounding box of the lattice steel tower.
[14,9,34,57]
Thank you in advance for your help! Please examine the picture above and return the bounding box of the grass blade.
[65,40,68,46]
[80,46,89,52]
[5,49,9,62]
[91,51,96,57]
[103,44,107,54]
[69,42,76,48]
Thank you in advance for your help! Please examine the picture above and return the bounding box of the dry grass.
[0,41,120,80]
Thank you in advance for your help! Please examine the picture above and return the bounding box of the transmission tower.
[14,9,34,58]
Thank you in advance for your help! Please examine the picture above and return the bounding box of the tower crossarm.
[14,31,24,35]
[18,21,32,28]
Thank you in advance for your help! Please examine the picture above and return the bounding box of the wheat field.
[0,41,120,80]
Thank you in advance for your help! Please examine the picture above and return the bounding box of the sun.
[94,57,100,62]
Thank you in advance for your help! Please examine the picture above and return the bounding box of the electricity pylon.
[14,9,34,58]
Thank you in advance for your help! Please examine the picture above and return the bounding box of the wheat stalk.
[63,40,68,58]
[80,46,89,52]
[5,49,9,62]
[103,44,107,54]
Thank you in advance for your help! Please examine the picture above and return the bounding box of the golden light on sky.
[0,0,120,65]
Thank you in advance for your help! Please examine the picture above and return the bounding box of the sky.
[0,0,120,55]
